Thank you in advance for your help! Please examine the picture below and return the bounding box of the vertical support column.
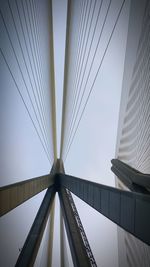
[60,207,70,267]
[47,198,55,267]
[60,0,71,160]
[48,0,57,161]
[60,208,65,267]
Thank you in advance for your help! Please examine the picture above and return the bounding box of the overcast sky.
[0,0,130,266]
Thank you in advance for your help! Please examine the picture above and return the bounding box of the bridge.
[0,0,150,266]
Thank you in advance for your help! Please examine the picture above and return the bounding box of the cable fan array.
[60,0,126,161]
[0,0,56,164]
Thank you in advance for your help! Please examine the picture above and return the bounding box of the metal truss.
[66,188,97,267]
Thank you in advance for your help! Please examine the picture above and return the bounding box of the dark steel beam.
[111,158,150,191]
[58,187,92,267]
[14,160,63,266]
[57,173,150,246]
[0,161,60,217]
[0,174,54,216]
[15,186,56,267]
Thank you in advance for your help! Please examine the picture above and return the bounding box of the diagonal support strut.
[15,185,56,267]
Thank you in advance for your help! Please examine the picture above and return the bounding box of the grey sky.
[0,0,130,266]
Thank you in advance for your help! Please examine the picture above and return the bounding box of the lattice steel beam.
[56,158,97,267]
[58,186,92,267]
[65,188,97,267]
